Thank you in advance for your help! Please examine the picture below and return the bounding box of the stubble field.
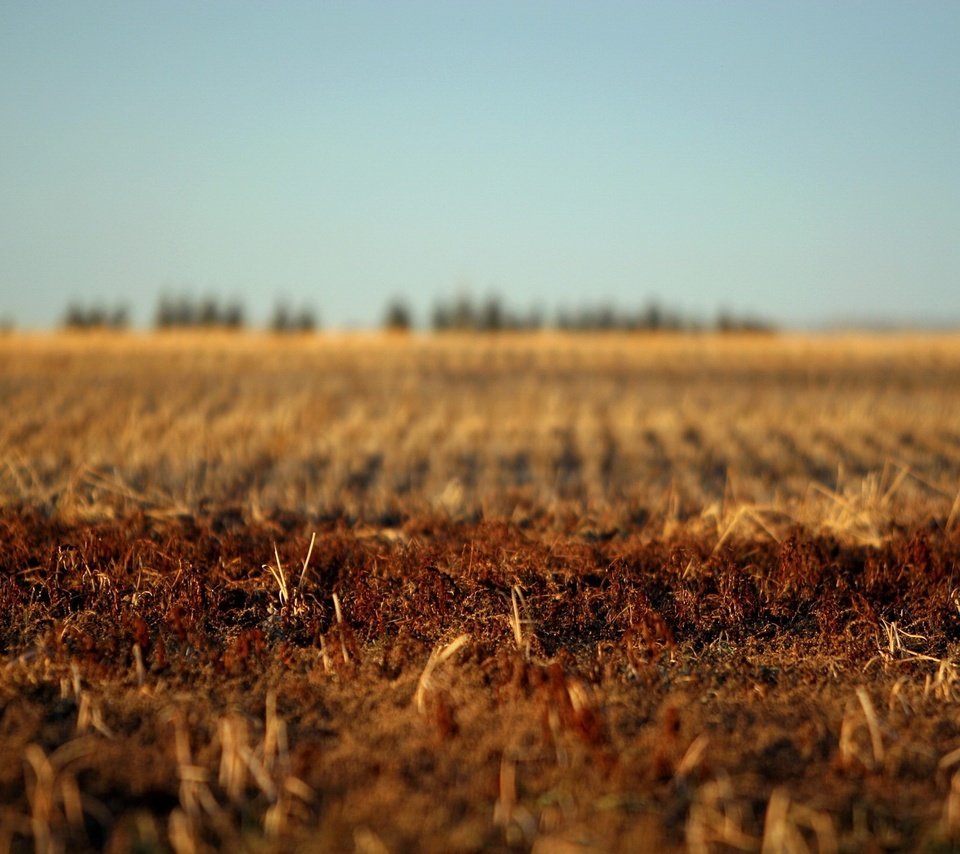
[2,331,960,852]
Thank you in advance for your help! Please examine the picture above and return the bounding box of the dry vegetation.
[2,331,960,852]
[4,331,960,536]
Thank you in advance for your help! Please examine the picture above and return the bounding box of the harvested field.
[2,332,960,852]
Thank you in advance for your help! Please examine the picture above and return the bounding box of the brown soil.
[2,509,960,852]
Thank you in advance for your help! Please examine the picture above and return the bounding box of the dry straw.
[4,333,959,534]
[414,634,470,715]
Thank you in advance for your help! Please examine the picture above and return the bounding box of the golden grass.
[2,330,960,539]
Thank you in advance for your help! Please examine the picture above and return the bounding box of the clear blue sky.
[2,1,958,329]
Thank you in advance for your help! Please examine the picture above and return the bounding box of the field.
[2,331,960,852]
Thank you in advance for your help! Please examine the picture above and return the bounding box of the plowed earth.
[3,510,960,852]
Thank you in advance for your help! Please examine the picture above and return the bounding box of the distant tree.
[641,300,663,331]
[154,296,172,329]
[155,295,195,328]
[63,303,86,329]
[450,294,475,331]
[176,297,195,327]
[271,302,316,333]
[715,309,773,334]
[62,302,128,330]
[222,301,245,330]
[479,296,504,332]
[270,302,291,333]
[198,297,220,327]
[422,291,770,336]
[109,306,130,330]
[663,309,685,331]
[431,302,451,332]
[153,294,246,330]
[384,299,413,332]
[595,304,616,331]
[293,308,317,333]
[518,306,544,331]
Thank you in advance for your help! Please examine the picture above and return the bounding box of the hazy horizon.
[2,2,959,331]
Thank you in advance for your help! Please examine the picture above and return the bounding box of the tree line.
[53,293,774,334]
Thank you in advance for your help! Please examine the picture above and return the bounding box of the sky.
[1,1,959,330]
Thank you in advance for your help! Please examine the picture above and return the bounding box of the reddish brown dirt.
[2,510,960,851]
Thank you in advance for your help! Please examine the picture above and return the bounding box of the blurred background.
[1,1,958,332]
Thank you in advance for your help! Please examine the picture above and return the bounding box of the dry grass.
[2,331,960,851]
[2,331,960,540]
[0,500,959,850]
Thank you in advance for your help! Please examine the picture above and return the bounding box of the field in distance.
[1,331,960,852]
[3,330,960,539]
